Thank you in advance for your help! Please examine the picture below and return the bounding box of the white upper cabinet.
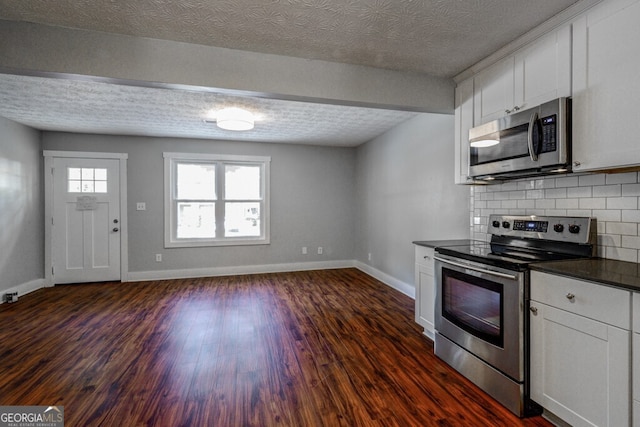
[454,78,476,184]
[472,26,572,127]
[572,0,640,172]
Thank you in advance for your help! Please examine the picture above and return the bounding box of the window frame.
[164,152,271,248]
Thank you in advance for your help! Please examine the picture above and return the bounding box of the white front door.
[52,157,121,284]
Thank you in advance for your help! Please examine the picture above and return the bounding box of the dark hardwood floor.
[0,268,552,426]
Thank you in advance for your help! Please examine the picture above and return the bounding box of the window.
[68,167,108,193]
[164,153,270,247]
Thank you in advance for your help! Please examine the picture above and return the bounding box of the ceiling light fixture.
[215,107,255,131]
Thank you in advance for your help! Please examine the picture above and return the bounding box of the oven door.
[434,254,525,382]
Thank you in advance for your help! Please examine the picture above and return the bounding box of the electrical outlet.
[302,247,307,255]
[136,202,146,211]
[155,254,162,262]
[317,247,323,255]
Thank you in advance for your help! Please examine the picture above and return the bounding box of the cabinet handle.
[505,109,512,114]
[573,161,581,167]
[566,293,575,301]
[423,255,431,260]
[529,306,538,315]
[513,106,521,112]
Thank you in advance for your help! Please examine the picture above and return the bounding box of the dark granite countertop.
[412,239,475,249]
[530,258,640,292]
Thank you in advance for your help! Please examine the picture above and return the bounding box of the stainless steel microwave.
[468,97,571,181]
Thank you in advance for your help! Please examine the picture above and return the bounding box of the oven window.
[442,268,504,348]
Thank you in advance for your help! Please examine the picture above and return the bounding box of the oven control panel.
[489,215,596,244]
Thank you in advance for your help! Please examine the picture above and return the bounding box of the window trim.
[163,152,271,248]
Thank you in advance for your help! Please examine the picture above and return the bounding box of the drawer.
[414,245,435,270]
[531,271,631,329]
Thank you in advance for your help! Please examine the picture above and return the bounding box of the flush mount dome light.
[470,139,500,148]
[216,107,255,131]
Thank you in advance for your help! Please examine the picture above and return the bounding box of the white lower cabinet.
[414,245,435,339]
[530,271,631,427]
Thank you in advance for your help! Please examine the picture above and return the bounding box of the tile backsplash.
[470,171,640,263]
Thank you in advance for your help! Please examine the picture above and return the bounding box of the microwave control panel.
[540,114,557,153]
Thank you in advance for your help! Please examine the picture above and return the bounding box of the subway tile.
[622,210,640,222]
[500,182,518,191]
[545,188,568,199]
[493,191,511,201]
[579,198,606,210]
[544,209,568,216]
[606,222,638,236]
[474,200,487,209]
[517,180,536,190]
[526,189,545,199]
[622,183,640,197]
[526,209,546,216]
[567,186,592,198]
[567,209,593,217]
[622,235,640,249]
[517,199,536,209]
[556,198,579,209]
[592,184,621,198]
[555,176,579,188]
[607,197,638,210]
[501,200,518,209]
[535,199,556,209]
[578,174,606,187]
[508,209,527,216]
[606,172,638,184]
[604,246,638,263]
[509,190,526,200]
[592,209,621,222]
[598,234,621,247]
[487,201,502,209]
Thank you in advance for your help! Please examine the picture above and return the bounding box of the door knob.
[113,227,119,232]
[113,219,119,224]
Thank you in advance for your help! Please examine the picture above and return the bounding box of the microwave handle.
[527,111,539,162]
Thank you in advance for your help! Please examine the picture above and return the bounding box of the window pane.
[225,202,260,237]
[68,168,81,180]
[177,202,216,238]
[225,165,260,200]
[68,180,81,192]
[94,181,107,193]
[81,181,94,193]
[94,168,107,180]
[81,168,94,180]
[177,163,216,200]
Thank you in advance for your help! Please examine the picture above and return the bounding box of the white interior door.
[52,157,121,284]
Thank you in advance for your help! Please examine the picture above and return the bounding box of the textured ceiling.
[0,0,584,145]
[0,0,582,76]
[0,74,417,146]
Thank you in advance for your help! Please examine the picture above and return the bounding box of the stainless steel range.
[433,215,596,417]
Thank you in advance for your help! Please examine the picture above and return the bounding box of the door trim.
[44,150,128,285]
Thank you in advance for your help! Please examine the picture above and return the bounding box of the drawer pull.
[566,293,575,301]
[529,306,538,315]
[423,255,431,260]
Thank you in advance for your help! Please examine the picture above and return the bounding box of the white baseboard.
[353,261,415,299]
[126,260,357,282]
[0,278,47,304]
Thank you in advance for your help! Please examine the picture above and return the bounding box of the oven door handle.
[434,256,518,280]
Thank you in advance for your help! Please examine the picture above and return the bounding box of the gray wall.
[355,114,470,286]
[43,133,356,273]
[0,116,43,292]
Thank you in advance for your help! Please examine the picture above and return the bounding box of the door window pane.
[177,163,216,200]
[225,202,260,237]
[225,165,261,200]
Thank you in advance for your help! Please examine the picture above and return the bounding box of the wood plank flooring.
[0,269,552,426]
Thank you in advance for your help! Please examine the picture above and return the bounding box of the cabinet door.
[414,246,435,339]
[454,78,476,184]
[514,25,571,111]
[530,302,630,427]
[473,57,515,125]
[572,0,640,172]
